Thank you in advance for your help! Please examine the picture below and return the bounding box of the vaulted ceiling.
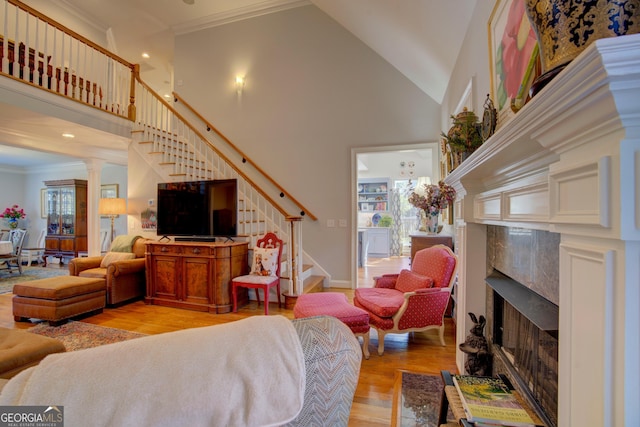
[1,0,476,167]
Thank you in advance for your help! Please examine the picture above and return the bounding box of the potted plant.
[2,204,26,229]
[441,108,484,166]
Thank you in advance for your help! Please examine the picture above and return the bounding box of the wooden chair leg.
[276,284,282,308]
[232,284,238,312]
[264,287,269,315]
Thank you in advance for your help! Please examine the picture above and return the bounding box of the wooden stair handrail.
[173,92,317,221]
[134,74,297,221]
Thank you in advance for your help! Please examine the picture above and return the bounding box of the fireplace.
[487,270,558,427]
[446,34,639,427]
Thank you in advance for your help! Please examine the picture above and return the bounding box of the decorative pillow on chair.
[100,251,136,268]
[250,247,279,277]
[394,269,433,293]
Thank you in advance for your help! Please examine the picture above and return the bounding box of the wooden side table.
[409,233,453,262]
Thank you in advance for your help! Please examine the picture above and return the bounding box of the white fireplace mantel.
[445,34,640,427]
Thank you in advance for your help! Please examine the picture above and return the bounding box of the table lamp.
[99,198,127,242]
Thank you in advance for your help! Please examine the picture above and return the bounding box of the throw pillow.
[100,251,136,268]
[250,247,279,277]
[394,269,433,293]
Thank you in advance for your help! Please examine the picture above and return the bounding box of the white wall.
[1,163,127,248]
[441,2,494,131]
[0,167,27,232]
[174,5,442,282]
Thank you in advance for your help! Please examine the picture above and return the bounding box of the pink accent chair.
[354,245,458,355]
[232,233,283,315]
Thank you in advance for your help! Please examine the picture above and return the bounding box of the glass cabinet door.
[47,188,60,235]
[60,186,75,235]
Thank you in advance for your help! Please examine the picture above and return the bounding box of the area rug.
[0,266,70,294]
[28,321,147,351]
[398,372,453,427]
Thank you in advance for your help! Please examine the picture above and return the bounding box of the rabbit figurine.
[459,312,492,376]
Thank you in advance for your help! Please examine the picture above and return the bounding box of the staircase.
[0,0,328,297]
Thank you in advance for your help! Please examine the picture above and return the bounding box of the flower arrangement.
[2,204,26,220]
[408,181,456,215]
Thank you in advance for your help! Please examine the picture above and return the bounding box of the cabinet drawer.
[182,245,211,257]
[149,244,183,255]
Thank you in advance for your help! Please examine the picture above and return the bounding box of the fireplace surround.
[445,34,640,427]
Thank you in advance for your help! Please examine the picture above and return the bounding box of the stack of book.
[452,374,539,427]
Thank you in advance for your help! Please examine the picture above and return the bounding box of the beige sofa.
[68,236,152,306]
[0,315,362,427]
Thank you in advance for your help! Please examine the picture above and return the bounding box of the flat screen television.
[157,179,237,238]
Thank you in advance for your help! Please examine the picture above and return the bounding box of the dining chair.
[21,228,46,266]
[0,228,28,274]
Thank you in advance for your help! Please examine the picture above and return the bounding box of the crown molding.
[173,0,311,35]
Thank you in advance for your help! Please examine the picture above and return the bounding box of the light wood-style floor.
[0,256,458,426]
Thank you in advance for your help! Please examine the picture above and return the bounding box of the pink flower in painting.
[500,0,537,99]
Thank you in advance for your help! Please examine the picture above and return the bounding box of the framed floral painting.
[488,0,540,125]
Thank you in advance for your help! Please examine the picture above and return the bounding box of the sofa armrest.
[68,256,102,276]
[107,258,146,277]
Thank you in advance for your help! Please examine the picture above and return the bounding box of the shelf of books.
[439,371,545,427]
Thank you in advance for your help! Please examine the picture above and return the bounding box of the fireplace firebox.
[487,270,558,427]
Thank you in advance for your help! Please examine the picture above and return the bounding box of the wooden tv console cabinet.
[145,241,249,314]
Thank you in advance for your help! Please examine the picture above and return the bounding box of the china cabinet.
[43,179,87,263]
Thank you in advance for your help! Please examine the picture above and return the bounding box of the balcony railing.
[1,0,135,118]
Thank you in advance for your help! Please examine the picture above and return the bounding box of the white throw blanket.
[0,316,306,427]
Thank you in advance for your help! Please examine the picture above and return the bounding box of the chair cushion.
[250,247,278,277]
[394,269,433,293]
[100,251,135,268]
[232,274,279,285]
[354,288,404,318]
[412,247,457,288]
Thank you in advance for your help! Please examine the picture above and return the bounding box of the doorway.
[352,143,440,289]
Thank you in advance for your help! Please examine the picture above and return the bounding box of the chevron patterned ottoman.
[293,292,370,359]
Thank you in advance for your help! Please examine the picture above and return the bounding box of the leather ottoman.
[0,327,66,379]
[13,276,106,326]
[294,292,370,359]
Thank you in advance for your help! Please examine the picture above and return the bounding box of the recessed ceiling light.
[62,133,75,138]
[142,52,150,59]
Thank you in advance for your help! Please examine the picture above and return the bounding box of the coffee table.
[391,369,457,427]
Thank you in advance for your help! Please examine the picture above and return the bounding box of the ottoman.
[0,327,66,379]
[294,292,371,359]
[13,276,107,326]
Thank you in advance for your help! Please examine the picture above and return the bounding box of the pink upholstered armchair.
[354,244,458,356]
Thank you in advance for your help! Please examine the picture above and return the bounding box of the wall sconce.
[235,76,245,94]
[99,198,127,243]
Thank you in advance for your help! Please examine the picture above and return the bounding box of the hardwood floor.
[0,257,458,426]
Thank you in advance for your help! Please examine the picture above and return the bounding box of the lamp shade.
[99,198,127,216]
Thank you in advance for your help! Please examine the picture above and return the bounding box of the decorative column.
[84,158,103,256]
